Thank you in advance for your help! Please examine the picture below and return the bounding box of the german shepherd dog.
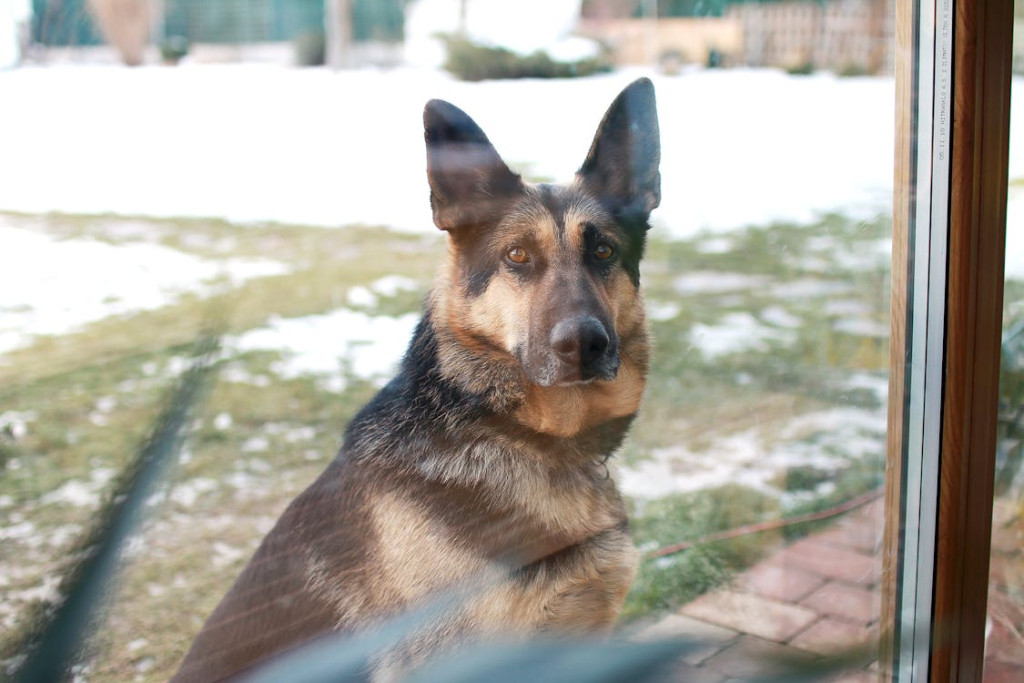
[172,78,660,682]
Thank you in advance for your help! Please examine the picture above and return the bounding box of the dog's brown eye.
[594,243,614,260]
[506,246,530,264]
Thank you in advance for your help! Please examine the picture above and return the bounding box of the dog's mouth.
[520,348,621,388]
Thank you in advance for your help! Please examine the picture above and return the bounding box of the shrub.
[838,62,870,78]
[160,35,189,65]
[441,36,611,82]
[294,31,326,67]
[786,61,815,76]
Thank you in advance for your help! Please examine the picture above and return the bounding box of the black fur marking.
[459,234,500,297]
[582,222,616,278]
[580,221,644,287]
[424,99,523,232]
[617,220,647,287]
[578,78,660,234]
[463,264,496,297]
[456,223,545,297]
[342,316,492,461]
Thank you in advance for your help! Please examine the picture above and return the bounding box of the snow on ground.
[833,317,888,338]
[2,64,1022,273]
[0,410,35,439]
[0,64,894,241]
[346,275,422,309]
[673,272,770,295]
[760,306,802,329]
[225,308,420,392]
[689,312,795,359]
[769,278,853,299]
[39,467,116,508]
[0,221,291,355]
[618,406,887,501]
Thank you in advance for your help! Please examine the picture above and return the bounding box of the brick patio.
[639,496,1024,682]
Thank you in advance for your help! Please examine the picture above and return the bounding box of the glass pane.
[1,1,897,681]
[985,3,1024,678]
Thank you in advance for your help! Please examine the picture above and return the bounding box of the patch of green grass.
[623,212,890,460]
[779,455,886,540]
[0,209,894,681]
[622,484,780,620]
[0,215,441,677]
[772,465,834,493]
[622,458,885,621]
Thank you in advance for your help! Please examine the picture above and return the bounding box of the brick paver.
[636,614,739,666]
[981,660,1024,683]
[801,581,879,626]
[788,616,877,656]
[700,635,814,679]
[654,662,727,683]
[735,562,826,603]
[766,537,880,586]
[985,589,1024,667]
[812,522,882,555]
[646,496,1022,681]
[681,590,818,643]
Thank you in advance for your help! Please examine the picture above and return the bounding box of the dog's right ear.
[578,78,661,227]
[424,100,523,232]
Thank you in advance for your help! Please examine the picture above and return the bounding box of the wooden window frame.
[881,0,1013,681]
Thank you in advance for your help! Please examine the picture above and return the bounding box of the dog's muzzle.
[541,316,619,385]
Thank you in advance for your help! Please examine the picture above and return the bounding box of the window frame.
[881,0,1013,681]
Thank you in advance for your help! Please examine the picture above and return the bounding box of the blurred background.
[0,1,1019,681]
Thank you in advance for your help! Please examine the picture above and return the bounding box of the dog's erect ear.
[424,99,522,232]
[578,78,661,225]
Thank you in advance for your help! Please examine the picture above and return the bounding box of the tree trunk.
[326,0,353,69]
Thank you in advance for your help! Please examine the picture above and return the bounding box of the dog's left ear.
[578,78,661,225]
[424,99,523,232]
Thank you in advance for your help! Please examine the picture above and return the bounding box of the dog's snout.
[551,317,610,366]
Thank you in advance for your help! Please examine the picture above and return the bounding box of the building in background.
[729,0,893,75]
[26,0,407,65]
[580,0,893,74]
[19,0,899,73]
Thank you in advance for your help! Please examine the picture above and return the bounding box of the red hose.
[645,486,884,560]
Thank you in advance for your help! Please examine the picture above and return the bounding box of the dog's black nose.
[551,317,610,366]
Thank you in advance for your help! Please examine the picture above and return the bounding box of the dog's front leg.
[537,527,639,635]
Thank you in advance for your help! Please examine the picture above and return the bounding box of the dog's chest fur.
[295,314,640,637]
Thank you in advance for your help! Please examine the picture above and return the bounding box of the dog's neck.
[420,293,649,441]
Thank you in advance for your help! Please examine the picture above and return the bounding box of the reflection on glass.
[0,1,893,681]
[985,5,1024,677]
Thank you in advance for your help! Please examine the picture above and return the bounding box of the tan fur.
[371,493,488,603]
[561,201,596,254]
